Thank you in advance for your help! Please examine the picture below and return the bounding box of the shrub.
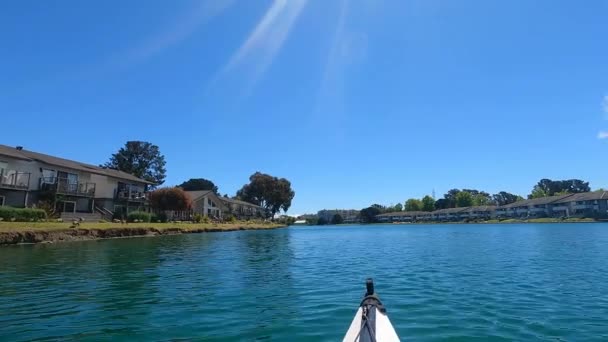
[151,212,168,223]
[0,207,47,222]
[228,215,237,223]
[127,211,152,223]
[193,213,203,223]
[149,187,192,211]
[202,215,210,224]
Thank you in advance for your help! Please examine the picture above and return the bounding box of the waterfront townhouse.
[433,207,468,221]
[376,211,427,222]
[462,206,496,220]
[185,190,227,219]
[495,194,574,218]
[220,196,265,219]
[0,144,152,219]
[551,191,608,218]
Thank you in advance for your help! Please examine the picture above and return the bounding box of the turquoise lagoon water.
[1,223,608,341]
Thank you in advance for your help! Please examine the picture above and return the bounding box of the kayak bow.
[343,279,400,342]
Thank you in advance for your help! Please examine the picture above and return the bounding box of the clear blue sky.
[1,0,607,215]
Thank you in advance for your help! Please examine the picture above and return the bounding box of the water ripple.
[1,224,608,341]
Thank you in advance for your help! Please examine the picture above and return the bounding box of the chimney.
[16,146,23,150]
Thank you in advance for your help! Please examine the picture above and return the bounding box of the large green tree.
[394,203,403,212]
[404,198,422,211]
[103,141,166,188]
[178,178,219,194]
[359,206,381,223]
[455,191,473,207]
[421,195,435,211]
[528,178,590,199]
[236,172,295,218]
[331,214,344,225]
[492,191,523,206]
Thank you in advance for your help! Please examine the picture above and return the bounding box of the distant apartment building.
[551,191,608,218]
[0,144,152,220]
[317,209,360,223]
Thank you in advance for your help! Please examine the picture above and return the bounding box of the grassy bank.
[0,221,285,245]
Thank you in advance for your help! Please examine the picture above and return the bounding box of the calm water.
[1,224,608,341]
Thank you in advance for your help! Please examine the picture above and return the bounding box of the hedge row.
[127,211,152,223]
[0,207,47,221]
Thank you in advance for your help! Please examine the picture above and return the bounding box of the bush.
[228,215,236,223]
[202,215,210,224]
[0,207,47,222]
[151,212,168,223]
[149,187,192,211]
[127,211,152,223]
[193,213,203,223]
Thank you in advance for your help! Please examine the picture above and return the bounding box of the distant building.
[317,209,360,223]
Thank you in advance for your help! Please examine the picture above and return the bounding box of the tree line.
[102,141,295,218]
[358,178,593,222]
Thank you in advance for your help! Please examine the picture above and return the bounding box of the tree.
[434,198,448,210]
[492,191,522,206]
[331,214,344,225]
[443,189,461,208]
[394,203,403,212]
[421,195,435,211]
[455,191,473,207]
[404,198,422,211]
[359,206,381,223]
[317,217,328,225]
[103,141,166,188]
[529,178,590,198]
[472,193,492,206]
[178,178,219,193]
[149,187,192,211]
[236,172,295,218]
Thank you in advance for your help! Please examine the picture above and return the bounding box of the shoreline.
[0,223,286,246]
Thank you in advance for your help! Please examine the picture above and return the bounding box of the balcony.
[40,177,95,197]
[115,188,148,202]
[0,170,31,190]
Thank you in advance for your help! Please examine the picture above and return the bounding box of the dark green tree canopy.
[331,214,344,225]
[178,178,219,193]
[421,195,435,212]
[236,172,295,218]
[455,191,474,207]
[103,141,166,188]
[492,191,522,206]
[359,206,381,223]
[528,178,590,199]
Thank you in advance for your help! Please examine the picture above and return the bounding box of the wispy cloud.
[598,131,608,139]
[221,0,307,86]
[116,0,235,66]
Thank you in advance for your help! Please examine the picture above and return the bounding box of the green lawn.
[0,221,283,232]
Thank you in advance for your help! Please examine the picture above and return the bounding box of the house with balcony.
[0,144,152,219]
[464,206,496,220]
[376,211,427,222]
[551,191,608,218]
[495,194,574,218]
[221,197,265,219]
[433,207,468,221]
[185,190,227,219]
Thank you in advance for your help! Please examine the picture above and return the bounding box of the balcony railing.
[40,177,96,197]
[0,170,31,190]
[116,188,148,202]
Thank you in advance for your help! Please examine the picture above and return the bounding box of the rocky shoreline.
[0,225,285,246]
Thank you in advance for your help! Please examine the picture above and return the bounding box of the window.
[0,161,7,175]
[42,169,56,183]
[0,195,5,206]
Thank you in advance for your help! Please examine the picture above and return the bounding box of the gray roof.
[185,190,229,210]
[377,211,428,217]
[500,194,574,209]
[465,205,497,212]
[553,191,608,203]
[433,207,468,214]
[220,197,263,209]
[0,144,152,184]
